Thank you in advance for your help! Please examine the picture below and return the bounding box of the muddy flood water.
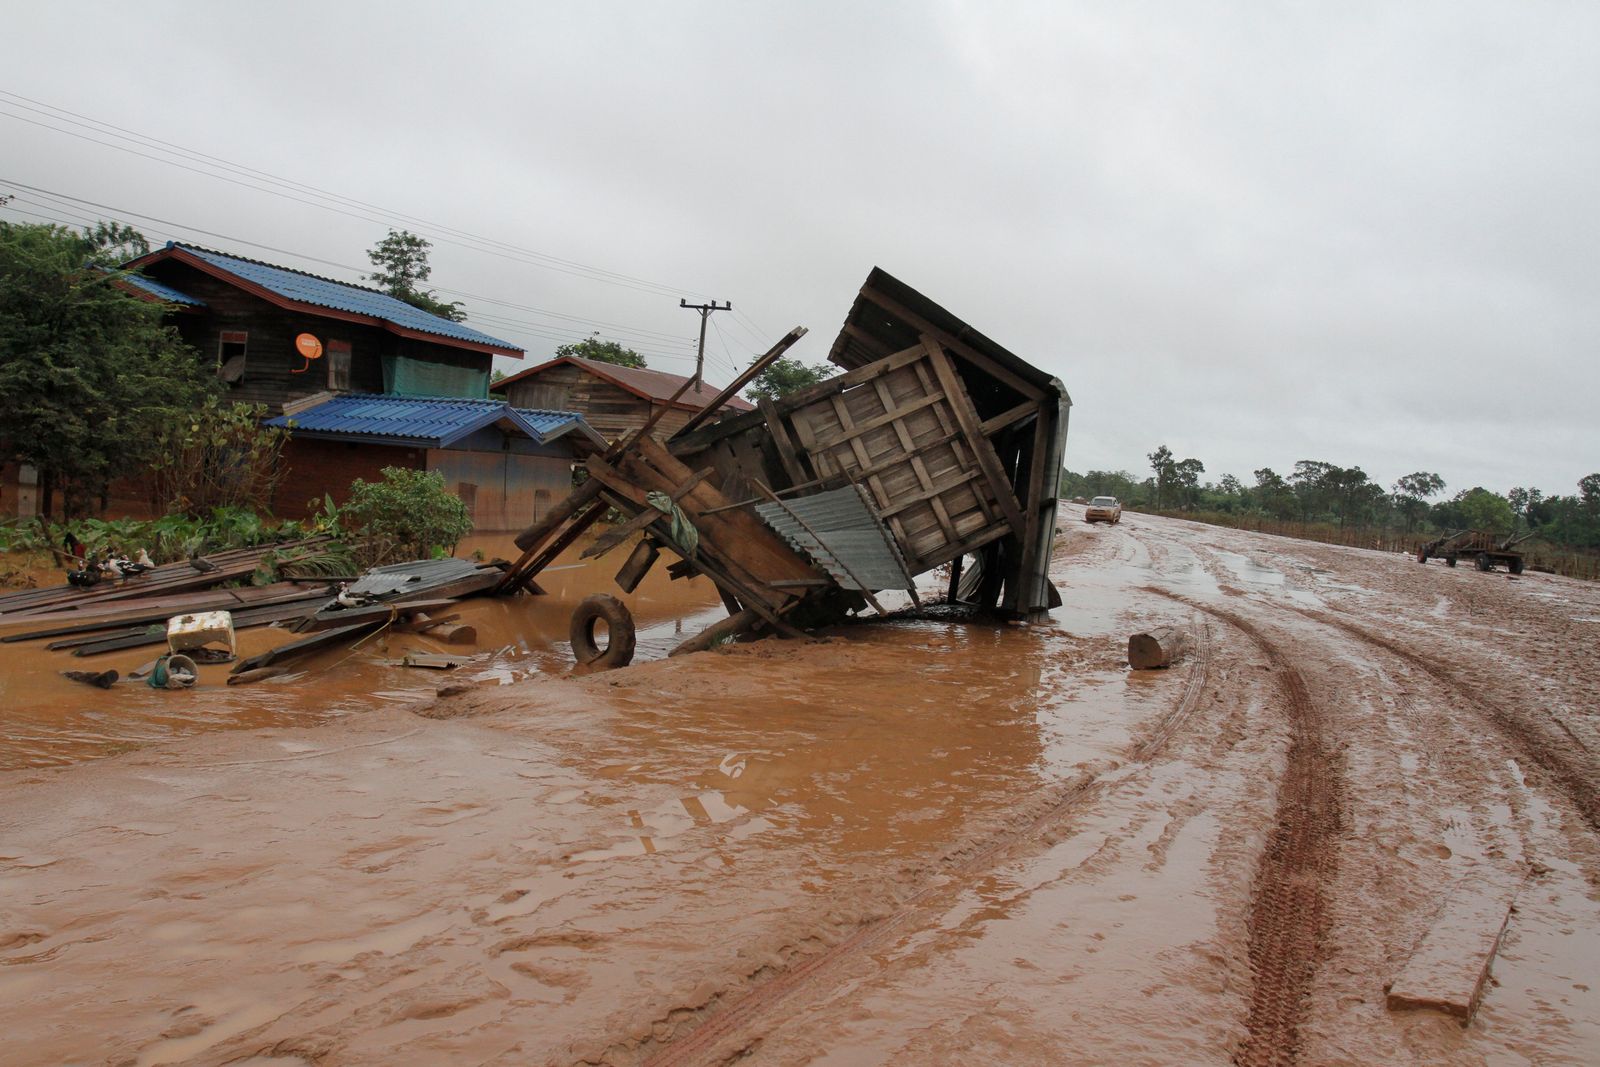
[0,536,727,769]
[3,511,1598,1065]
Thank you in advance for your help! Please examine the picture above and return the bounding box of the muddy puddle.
[0,535,725,770]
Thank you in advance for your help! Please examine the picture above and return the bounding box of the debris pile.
[498,268,1072,658]
[0,546,503,684]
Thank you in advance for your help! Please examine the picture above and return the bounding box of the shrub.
[147,398,288,515]
[339,467,471,567]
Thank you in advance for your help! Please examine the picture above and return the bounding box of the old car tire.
[570,594,636,669]
[1446,555,1457,567]
[1509,556,1524,575]
[1476,553,1493,572]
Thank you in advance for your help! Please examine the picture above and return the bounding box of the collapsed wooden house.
[500,269,1071,655]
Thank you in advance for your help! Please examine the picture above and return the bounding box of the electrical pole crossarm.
[679,299,732,393]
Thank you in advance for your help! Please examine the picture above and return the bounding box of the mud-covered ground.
[1,509,1596,1065]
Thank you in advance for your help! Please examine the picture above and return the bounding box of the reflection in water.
[0,533,724,769]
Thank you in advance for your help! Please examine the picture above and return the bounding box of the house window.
[217,330,248,384]
[327,339,352,391]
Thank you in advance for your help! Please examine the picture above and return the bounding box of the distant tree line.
[1061,445,1600,550]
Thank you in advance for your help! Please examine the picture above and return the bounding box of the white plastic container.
[166,610,236,656]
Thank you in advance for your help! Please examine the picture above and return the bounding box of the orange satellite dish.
[295,333,324,360]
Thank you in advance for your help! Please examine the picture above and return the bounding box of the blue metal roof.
[163,243,522,354]
[266,393,602,449]
[117,271,206,306]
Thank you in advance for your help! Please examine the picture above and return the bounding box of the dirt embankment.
[2,511,1597,1065]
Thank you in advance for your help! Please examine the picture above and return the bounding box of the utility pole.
[679,298,731,395]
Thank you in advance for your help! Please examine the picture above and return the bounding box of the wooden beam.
[758,397,811,488]
[506,498,610,594]
[670,326,808,442]
[980,399,1040,436]
[924,339,1027,535]
[1008,410,1054,614]
[511,476,604,553]
[859,287,1044,400]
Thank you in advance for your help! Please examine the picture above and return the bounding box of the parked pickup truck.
[1084,496,1122,524]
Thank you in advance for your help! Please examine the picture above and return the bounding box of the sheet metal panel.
[755,484,912,593]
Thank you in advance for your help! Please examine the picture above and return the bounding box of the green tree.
[1148,445,1174,509]
[1171,457,1206,510]
[365,229,466,322]
[1252,468,1296,519]
[0,221,212,517]
[1391,471,1446,532]
[554,333,647,369]
[745,355,835,404]
[1437,487,1516,534]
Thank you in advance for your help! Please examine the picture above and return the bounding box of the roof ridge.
[164,241,390,296]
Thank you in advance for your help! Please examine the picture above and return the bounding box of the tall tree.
[745,355,835,404]
[1148,445,1174,509]
[365,229,466,322]
[1391,471,1446,533]
[555,334,647,369]
[0,222,212,516]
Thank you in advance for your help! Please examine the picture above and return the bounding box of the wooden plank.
[229,619,384,674]
[508,498,609,594]
[877,469,984,520]
[924,339,1027,534]
[806,391,945,454]
[614,538,660,594]
[1007,411,1053,614]
[669,608,759,657]
[981,399,1040,436]
[1386,873,1524,1024]
[511,476,604,552]
[873,375,959,547]
[758,397,811,488]
[669,326,807,442]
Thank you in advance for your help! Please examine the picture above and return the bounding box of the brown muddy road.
[1,512,1597,1065]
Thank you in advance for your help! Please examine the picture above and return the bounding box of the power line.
[0,191,726,375]
[0,180,700,355]
[0,91,718,300]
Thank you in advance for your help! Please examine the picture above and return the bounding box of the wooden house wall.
[784,355,1011,573]
[499,366,702,440]
[426,450,573,532]
[143,261,491,412]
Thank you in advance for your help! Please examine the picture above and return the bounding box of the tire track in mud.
[629,616,1216,1067]
[1148,591,1343,1067]
[1284,607,1600,839]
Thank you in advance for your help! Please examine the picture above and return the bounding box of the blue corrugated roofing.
[117,271,206,306]
[161,243,522,354]
[266,393,601,448]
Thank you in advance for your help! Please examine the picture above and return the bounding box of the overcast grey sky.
[3,2,1595,497]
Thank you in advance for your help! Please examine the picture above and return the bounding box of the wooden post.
[614,538,660,594]
[670,608,760,657]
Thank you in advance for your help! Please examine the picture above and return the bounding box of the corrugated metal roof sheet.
[493,355,756,412]
[163,243,523,354]
[756,484,913,593]
[117,272,206,306]
[265,393,600,448]
[345,558,485,599]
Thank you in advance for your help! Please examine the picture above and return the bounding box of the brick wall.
[273,439,425,518]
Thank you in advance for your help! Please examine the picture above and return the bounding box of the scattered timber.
[1128,626,1189,670]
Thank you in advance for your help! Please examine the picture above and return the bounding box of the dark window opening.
[327,339,352,392]
[217,330,248,384]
